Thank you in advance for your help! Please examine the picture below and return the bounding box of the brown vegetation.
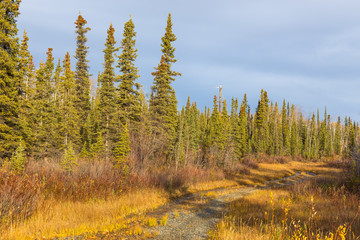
[211,160,360,240]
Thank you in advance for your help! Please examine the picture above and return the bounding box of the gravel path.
[148,171,315,240]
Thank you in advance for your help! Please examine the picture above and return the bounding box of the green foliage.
[74,13,91,144]
[10,139,26,173]
[90,131,105,158]
[236,94,249,159]
[209,95,222,149]
[61,141,78,172]
[0,0,22,158]
[31,48,58,157]
[60,52,80,149]
[114,123,131,173]
[117,18,141,126]
[254,89,269,153]
[98,24,118,157]
[18,30,35,152]
[150,13,181,160]
[1,7,359,171]
[281,100,290,155]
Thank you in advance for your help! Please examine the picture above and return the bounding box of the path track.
[148,171,316,240]
[58,171,315,240]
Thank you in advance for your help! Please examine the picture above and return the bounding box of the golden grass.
[144,216,158,227]
[160,214,168,226]
[188,179,238,192]
[211,162,360,239]
[189,161,323,192]
[3,160,341,240]
[2,188,167,240]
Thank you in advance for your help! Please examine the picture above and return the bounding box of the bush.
[0,169,42,228]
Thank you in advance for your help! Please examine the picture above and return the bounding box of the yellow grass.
[3,188,167,240]
[188,179,238,192]
[212,162,360,239]
[3,160,342,240]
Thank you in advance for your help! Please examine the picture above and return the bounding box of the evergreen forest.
[2,2,360,239]
[1,2,358,170]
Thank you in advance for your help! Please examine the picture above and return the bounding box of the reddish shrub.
[0,169,42,227]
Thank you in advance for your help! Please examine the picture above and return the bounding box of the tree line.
[1,1,358,173]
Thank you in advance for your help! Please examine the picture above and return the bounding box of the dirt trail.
[147,171,316,240]
[58,171,315,240]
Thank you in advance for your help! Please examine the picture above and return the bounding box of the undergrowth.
[211,166,360,240]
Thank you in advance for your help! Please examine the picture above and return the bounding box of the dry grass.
[2,188,167,240]
[2,157,348,239]
[228,160,326,186]
[0,161,228,239]
[188,179,237,192]
[211,162,360,240]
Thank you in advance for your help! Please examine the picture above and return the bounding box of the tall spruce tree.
[281,100,290,155]
[98,24,118,157]
[31,48,57,157]
[236,94,249,159]
[334,116,341,155]
[230,98,239,148]
[209,95,222,149]
[149,13,181,159]
[117,18,141,126]
[60,52,80,149]
[18,30,35,150]
[74,13,91,143]
[0,0,22,157]
[254,89,269,153]
[19,31,34,102]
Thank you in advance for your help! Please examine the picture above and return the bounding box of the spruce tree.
[309,113,318,159]
[117,18,141,126]
[19,30,35,101]
[114,122,131,172]
[149,13,180,159]
[209,95,222,149]
[18,30,35,150]
[230,98,239,148]
[0,0,22,157]
[189,101,201,151]
[334,116,341,155]
[90,131,105,158]
[52,59,63,150]
[220,100,230,166]
[10,139,26,173]
[254,89,269,153]
[273,102,282,155]
[174,107,185,169]
[98,24,118,157]
[281,100,290,155]
[31,48,57,157]
[60,52,80,149]
[61,141,78,172]
[236,94,249,159]
[290,116,298,157]
[74,13,91,142]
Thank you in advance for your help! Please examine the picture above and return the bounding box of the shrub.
[10,140,26,173]
[0,169,42,228]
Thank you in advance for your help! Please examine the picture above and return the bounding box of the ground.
[4,161,351,240]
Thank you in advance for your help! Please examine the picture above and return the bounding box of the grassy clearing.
[2,160,341,239]
[211,161,360,240]
[3,188,167,240]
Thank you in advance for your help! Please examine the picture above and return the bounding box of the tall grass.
[0,157,225,234]
[211,168,360,240]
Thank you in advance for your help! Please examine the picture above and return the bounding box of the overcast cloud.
[17,0,360,121]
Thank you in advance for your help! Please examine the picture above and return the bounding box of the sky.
[17,0,360,121]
